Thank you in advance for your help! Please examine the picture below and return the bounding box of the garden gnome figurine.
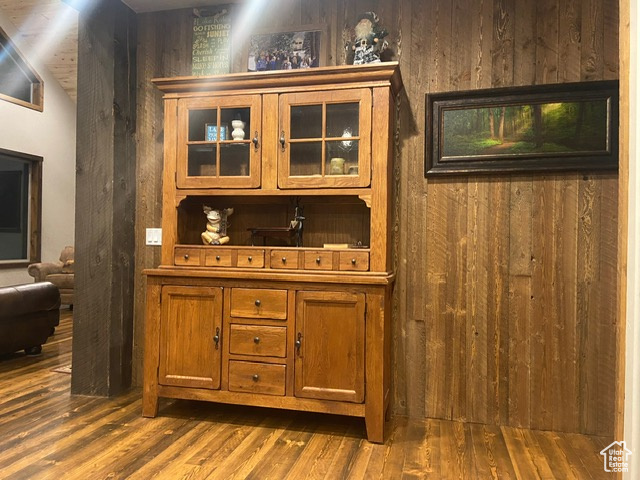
[352,11,388,65]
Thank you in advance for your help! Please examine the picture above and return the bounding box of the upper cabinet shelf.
[177,95,261,189]
[278,88,371,189]
[154,63,403,192]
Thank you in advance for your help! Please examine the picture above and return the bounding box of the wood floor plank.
[469,423,516,479]
[1,395,143,478]
[563,432,611,478]
[367,415,406,479]
[91,416,209,479]
[278,417,350,479]
[244,422,316,479]
[401,417,434,478]
[502,425,555,479]
[323,423,367,479]
[542,430,598,479]
[437,419,471,479]
[58,410,191,479]
[189,414,297,479]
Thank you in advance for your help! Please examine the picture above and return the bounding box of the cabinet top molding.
[152,62,403,97]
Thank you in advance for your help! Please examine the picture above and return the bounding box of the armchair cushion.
[28,246,74,306]
[46,274,74,290]
[27,262,63,282]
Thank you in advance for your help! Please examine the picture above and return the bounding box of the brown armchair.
[28,246,74,307]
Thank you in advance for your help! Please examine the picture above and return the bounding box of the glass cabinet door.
[176,95,261,189]
[278,89,372,188]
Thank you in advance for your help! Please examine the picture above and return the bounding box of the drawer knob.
[255,299,261,307]
[252,374,259,382]
[184,254,189,260]
[254,336,260,344]
[281,257,287,263]
[351,258,357,265]
[248,256,253,262]
[216,255,220,261]
[316,257,321,264]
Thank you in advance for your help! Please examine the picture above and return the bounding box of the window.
[0,26,43,111]
[0,148,42,268]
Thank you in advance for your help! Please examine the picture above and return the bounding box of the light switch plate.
[146,228,162,246]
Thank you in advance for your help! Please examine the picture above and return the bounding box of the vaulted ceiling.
[0,0,233,103]
[0,0,79,101]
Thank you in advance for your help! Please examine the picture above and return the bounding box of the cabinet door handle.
[255,299,261,307]
[248,256,253,262]
[280,130,286,151]
[252,374,259,382]
[295,332,302,353]
[281,257,287,263]
[351,258,357,265]
[252,131,259,149]
[216,255,220,261]
[184,254,189,260]
[253,336,260,344]
[213,327,220,349]
[315,257,321,265]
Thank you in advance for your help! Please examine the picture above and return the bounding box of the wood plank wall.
[133,0,619,436]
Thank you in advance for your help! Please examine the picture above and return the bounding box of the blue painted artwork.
[206,124,227,141]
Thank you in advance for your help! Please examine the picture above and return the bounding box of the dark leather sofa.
[0,282,60,356]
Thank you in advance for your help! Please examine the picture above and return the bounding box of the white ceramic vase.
[231,120,245,141]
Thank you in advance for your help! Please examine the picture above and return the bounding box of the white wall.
[0,9,76,287]
[624,1,639,478]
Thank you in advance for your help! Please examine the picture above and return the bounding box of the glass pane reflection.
[290,142,322,176]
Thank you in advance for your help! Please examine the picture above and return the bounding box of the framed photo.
[246,26,325,72]
[425,80,619,175]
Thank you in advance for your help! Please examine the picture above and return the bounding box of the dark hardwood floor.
[0,311,612,479]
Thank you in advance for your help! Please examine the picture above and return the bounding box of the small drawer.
[339,251,370,271]
[237,249,265,268]
[204,250,233,267]
[270,250,299,269]
[231,288,287,319]
[174,247,201,266]
[303,251,334,270]
[228,361,286,396]
[229,325,287,358]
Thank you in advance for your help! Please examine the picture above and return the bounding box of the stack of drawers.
[226,288,288,396]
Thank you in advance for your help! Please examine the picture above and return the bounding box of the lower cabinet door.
[159,285,223,389]
[294,291,365,403]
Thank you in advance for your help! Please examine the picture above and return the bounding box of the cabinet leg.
[365,409,385,444]
[142,391,159,417]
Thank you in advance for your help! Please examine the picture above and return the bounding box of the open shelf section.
[176,194,371,250]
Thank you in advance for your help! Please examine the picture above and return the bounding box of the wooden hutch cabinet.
[143,63,403,443]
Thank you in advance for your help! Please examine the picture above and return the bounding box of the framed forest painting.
[425,80,618,175]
